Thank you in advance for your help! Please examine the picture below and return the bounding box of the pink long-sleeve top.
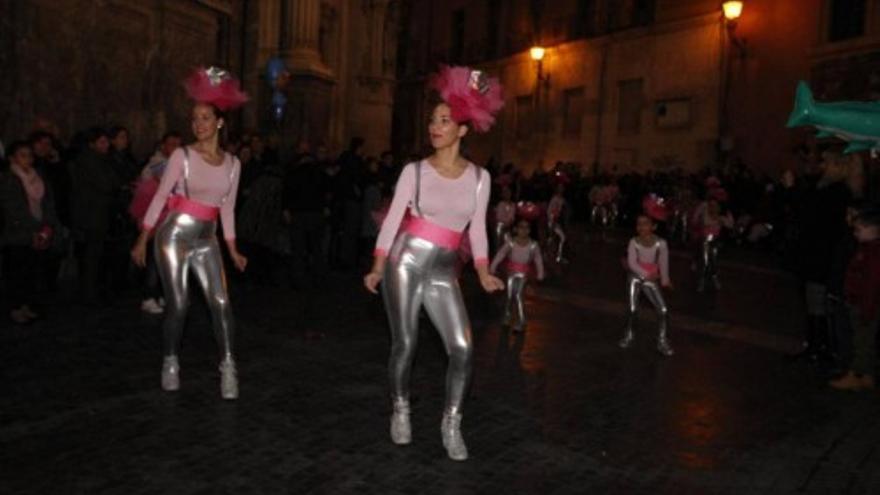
[490,239,544,279]
[374,160,491,266]
[627,237,670,285]
[142,147,241,240]
[495,200,516,226]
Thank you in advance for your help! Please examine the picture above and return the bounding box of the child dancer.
[490,217,545,332]
[493,186,516,252]
[547,183,568,263]
[693,190,733,292]
[619,195,674,356]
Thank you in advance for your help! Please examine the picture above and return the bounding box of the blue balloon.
[265,57,287,87]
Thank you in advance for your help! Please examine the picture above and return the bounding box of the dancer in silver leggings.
[365,65,504,461]
[619,213,674,356]
[697,233,721,292]
[490,219,545,332]
[546,184,568,263]
[132,66,248,399]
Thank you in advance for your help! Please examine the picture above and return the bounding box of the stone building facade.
[0,0,401,159]
[252,0,400,156]
[0,0,250,157]
[394,0,874,176]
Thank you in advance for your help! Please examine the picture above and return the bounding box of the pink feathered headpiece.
[184,66,249,111]
[642,194,670,222]
[516,201,542,222]
[430,65,504,133]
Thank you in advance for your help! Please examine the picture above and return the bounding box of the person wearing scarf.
[0,141,59,324]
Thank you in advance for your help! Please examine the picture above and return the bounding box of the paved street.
[1,235,879,494]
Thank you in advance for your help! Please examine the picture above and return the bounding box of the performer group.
[129,62,749,462]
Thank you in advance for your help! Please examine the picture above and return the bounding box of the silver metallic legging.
[504,273,528,327]
[698,235,720,288]
[155,212,235,361]
[382,233,473,415]
[627,275,668,316]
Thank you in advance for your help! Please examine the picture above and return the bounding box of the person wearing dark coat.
[70,128,122,305]
[0,141,60,323]
[794,151,852,361]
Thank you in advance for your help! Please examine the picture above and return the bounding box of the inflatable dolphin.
[786,80,880,154]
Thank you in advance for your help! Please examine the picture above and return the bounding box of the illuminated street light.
[722,1,743,22]
[530,46,545,62]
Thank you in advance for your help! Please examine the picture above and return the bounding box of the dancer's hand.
[131,234,149,268]
[662,280,673,289]
[364,255,387,294]
[479,273,505,293]
[364,271,383,294]
[229,250,248,272]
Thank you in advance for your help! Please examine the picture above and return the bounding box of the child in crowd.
[490,218,545,332]
[619,208,674,356]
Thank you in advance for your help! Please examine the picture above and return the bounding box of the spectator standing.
[0,141,60,323]
[70,127,122,305]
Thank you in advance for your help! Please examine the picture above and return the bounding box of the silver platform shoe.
[390,399,411,445]
[161,356,180,391]
[441,412,468,461]
[219,358,238,400]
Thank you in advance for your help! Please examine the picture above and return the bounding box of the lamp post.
[530,45,547,104]
[530,45,548,164]
[722,1,747,58]
[719,1,746,163]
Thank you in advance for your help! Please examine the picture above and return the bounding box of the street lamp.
[722,1,747,57]
[722,1,743,23]
[530,46,545,62]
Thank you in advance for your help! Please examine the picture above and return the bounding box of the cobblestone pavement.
[1,241,878,494]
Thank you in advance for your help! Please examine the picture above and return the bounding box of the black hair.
[161,131,181,144]
[637,213,656,225]
[28,130,54,145]
[85,126,109,144]
[7,140,31,158]
[161,131,182,143]
[109,125,128,140]
[349,137,365,151]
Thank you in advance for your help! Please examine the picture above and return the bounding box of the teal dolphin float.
[786,80,880,154]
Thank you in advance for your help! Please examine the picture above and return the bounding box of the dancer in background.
[490,216,544,332]
[619,195,674,356]
[493,185,516,252]
[692,182,734,292]
[131,67,248,400]
[363,65,504,461]
[546,183,568,263]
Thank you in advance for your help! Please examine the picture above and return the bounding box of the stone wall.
[0,0,252,158]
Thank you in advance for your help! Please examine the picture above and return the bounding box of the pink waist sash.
[168,195,220,221]
[638,261,659,279]
[507,261,531,274]
[403,216,463,251]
